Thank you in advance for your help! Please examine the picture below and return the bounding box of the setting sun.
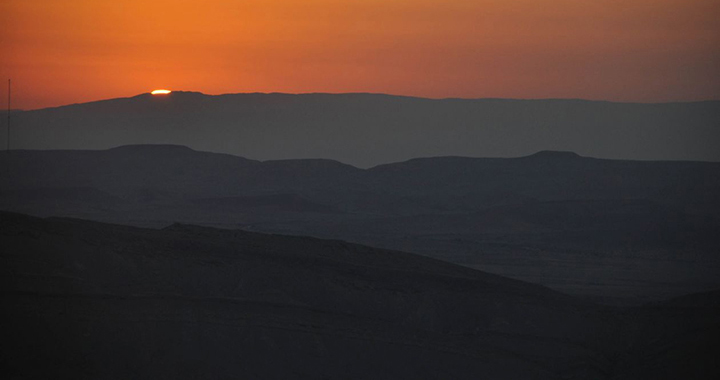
[151,89,172,95]
[2,0,719,109]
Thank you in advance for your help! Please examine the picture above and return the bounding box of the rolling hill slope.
[2,212,718,379]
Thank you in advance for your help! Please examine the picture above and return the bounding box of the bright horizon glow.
[2,0,719,109]
[151,89,172,95]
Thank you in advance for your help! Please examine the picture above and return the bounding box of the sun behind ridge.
[151,89,171,95]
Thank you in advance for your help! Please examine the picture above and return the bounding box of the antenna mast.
[6,79,9,152]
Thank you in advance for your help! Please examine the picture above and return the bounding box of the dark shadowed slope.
[4,92,719,167]
[2,212,718,379]
[0,212,602,379]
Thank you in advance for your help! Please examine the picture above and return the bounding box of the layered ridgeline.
[4,92,720,167]
[2,212,718,379]
[2,146,719,301]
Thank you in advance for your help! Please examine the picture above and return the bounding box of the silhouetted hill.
[2,212,718,379]
[4,92,719,167]
[523,150,583,160]
[3,145,719,212]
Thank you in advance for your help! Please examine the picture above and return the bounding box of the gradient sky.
[2,0,719,109]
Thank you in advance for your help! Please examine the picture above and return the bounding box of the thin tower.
[6,79,10,152]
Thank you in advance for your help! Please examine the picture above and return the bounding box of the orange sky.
[2,0,719,109]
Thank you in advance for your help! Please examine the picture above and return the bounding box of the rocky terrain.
[2,212,718,379]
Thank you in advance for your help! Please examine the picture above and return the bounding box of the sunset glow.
[1,0,719,109]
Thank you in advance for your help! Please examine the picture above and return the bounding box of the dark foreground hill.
[4,92,720,167]
[2,212,718,379]
[2,146,719,301]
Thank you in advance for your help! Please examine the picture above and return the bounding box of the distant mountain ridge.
[4,91,719,167]
[2,145,719,300]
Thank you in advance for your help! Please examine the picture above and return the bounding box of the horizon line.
[6,144,720,168]
[11,90,720,112]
